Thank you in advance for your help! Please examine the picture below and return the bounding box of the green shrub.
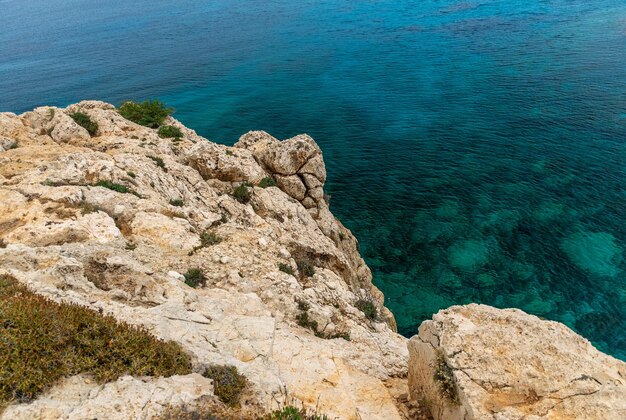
[183,268,206,288]
[295,310,318,332]
[95,180,131,194]
[433,350,459,404]
[232,184,251,204]
[127,171,136,178]
[189,231,222,255]
[199,231,222,247]
[118,100,172,128]
[259,177,277,188]
[296,260,315,278]
[79,201,100,215]
[203,365,247,407]
[158,125,183,139]
[0,274,191,410]
[354,299,378,321]
[147,155,167,171]
[169,199,184,207]
[278,263,295,276]
[69,112,98,136]
[268,405,329,420]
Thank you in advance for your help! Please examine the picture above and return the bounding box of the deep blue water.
[2,0,625,360]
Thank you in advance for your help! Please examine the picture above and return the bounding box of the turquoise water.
[2,0,625,359]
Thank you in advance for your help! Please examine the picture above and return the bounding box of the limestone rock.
[0,102,406,420]
[274,174,307,201]
[408,304,626,420]
[186,141,267,183]
[2,374,214,420]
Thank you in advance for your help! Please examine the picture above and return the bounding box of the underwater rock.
[560,231,623,277]
[447,239,489,272]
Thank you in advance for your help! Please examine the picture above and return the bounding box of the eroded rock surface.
[0,101,408,420]
[408,304,626,420]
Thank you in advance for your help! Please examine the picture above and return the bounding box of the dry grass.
[0,274,191,410]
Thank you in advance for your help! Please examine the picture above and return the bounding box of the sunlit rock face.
[408,304,626,420]
[0,101,408,420]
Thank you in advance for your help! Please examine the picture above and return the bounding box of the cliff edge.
[0,101,624,419]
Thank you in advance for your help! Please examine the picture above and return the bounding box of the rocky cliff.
[0,101,624,419]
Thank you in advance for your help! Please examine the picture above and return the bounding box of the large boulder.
[186,142,267,183]
[408,304,626,420]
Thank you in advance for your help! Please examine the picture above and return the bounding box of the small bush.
[278,263,295,276]
[125,242,137,251]
[190,231,222,255]
[295,310,318,332]
[203,365,247,407]
[199,231,222,247]
[0,274,191,410]
[79,201,100,215]
[259,177,277,188]
[296,260,315,278]
[268,405,329,420]
[158,125,183,139]
[169,199,184,207]
[118,100,172,128]
[232,184,251,204]
[354,299,378,321]
[433,351,459,404]
[95,180,131,194]
[127,171,136,178]
[147,155,167,171]
[183,268,206,288]
[69,112,98,136]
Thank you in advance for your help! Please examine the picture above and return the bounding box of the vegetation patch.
[0,274,191,410]
[94,180,138,196]
[296,260,315,278]
[190,231,222,255]
[126,171,136,179]
[278,263,295,276]
[258,177,277,188]
[169,199,184,207]
[295,300,349,341]
[78,201,100,215]
[232,184,252,204]
[199,231,222,247]
[202,365,247,407]
[354,298,378,321]
[69,112,98,136]
[158,125,183,139]
[147,155,167,172]
[433,350,459,404]
[183,268,206,288]
[267,405,329,420]
[118,100,172,128]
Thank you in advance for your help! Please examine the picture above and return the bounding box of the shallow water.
[2,0,625,359]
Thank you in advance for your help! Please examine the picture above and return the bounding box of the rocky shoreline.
[0,101,624,419]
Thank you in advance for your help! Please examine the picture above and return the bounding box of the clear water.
[2,0,625,360]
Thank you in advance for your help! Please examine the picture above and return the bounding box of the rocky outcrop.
[0,101,407,419]
[1,101,624,420]
[2,374,215,420]
[408,304,626,420]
